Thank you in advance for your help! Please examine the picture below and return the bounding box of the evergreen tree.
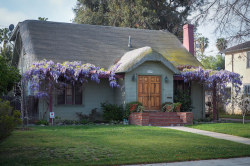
[73,0,203,39]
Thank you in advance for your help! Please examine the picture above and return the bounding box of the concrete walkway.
[220,118,250,123]
[126,157,250,166]
[161,126,250,145]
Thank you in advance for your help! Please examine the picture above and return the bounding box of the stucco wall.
[225,51,250,114]
[114,78,125,106]
[39,79,115,120]
[125,61,174,104]
[225,52,250,84]
[191,82,205,119]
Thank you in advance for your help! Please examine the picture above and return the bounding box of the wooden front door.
[138,75,161,110]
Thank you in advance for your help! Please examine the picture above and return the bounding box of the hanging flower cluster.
[181,67,242,102]
[23,60,120,98]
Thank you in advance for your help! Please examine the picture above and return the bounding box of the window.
[57,84,82,105]
[225,87,231,100]
[243,85,250,95]
[247,52,250,68]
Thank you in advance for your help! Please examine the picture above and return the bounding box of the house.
[10,20,205,124]
[225,41,250,114]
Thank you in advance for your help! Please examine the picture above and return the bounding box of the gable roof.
[115,46,180,74]
[11,20,201,70]
[225,41,250,54]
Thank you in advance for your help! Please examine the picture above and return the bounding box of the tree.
[38,17,48,21]
[0,28,13,64]
[73,0,203,39]
[238,95,250,124]
[0,56,20,96]
[201,54,225,70]
[216,38,228,54]
[196,36,209,59]
[193,0,250,42]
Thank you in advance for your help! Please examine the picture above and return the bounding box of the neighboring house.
[10,20,205,122]
[225,41,250,114]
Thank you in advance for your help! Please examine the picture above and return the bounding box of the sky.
[0,0,218,56]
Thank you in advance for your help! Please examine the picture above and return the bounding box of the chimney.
[183,24,194,56]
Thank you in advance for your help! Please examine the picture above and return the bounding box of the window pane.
[75,84,82,105]
[66,96,73,104]
[66,85,72,95]
[66,84,73,104]
[75,95,82,104]
[57,90,65,104]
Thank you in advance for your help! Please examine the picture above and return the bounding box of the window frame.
[57,84,83,105]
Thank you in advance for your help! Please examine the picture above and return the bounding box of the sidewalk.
[126,157,250,166]
[220,118,250,123]
[161,126,250,145]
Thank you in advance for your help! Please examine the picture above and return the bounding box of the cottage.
[10,20,205,125]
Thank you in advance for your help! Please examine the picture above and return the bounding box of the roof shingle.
[12,20,201,69]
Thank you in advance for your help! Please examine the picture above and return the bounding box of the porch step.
[149,123,185,126]
[129,112,193,126]
[149,119,183,123]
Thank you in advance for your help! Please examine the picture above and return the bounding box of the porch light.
[132,74,136,81]
[165,76,168,82]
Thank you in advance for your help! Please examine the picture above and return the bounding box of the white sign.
[50,112,55,119]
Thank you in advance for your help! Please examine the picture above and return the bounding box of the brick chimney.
[183,24,194,56]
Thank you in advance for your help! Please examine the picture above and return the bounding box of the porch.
[129,112,193,126]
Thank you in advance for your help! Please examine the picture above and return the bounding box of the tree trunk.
[213,82,217,121]
[49,87,53,125]
[243,115,245,124]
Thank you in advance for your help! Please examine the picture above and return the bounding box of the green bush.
[35,120,49,126]
[124,101,143,119]
[101,102,123,122]
[174,90,192,112]
[0,99,21,140]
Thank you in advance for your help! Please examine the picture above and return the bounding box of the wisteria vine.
[22,60,120,98]
[181,67,242,102]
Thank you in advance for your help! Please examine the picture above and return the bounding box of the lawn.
[188,123,250,138]
[0,125,250,166]
[220,114,250,120]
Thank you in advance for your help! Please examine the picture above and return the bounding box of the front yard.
[188,123,250,138]
[0,125,250,166]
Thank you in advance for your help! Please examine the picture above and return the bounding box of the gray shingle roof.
[11,20,201,69]
[225,41,250,54]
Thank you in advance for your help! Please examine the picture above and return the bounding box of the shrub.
[101,102,123,122]
[0,99,21,140]
[35,120,49,126]
[174,90,192,112]
[173,102,182,112]
[124,101,143,119]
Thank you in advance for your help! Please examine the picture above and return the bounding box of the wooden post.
[49,87,53,124]
[212,82,217,121]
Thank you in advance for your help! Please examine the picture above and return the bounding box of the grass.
[188,123,250,138]
[219,114,250,120]
[0,125,250,166]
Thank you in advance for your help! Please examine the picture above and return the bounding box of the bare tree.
[238,95,250,124]
[193,0,250,43]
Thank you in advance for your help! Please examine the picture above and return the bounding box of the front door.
[138,75,161,110]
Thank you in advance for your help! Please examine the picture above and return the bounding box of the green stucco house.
[10,20,205,124]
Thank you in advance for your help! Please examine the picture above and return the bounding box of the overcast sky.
[0,0,219,56]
